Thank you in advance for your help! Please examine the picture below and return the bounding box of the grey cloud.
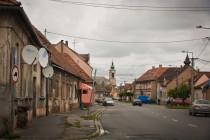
[20,0,210,83]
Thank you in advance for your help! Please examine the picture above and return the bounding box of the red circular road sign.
[12,65,19,83]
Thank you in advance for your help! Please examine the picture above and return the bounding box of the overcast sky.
[20,0,210,84]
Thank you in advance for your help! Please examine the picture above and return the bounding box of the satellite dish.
[38,48,48,68]
[42,65,54,78]
[22,45,38,64]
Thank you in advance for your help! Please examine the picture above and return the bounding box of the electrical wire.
[196,39,209,58]
[46,31,208,44]
[50,0,210,12]
[198,58,210,63]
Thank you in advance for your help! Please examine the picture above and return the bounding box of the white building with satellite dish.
[0,0,49,133]
[0,0,94,135]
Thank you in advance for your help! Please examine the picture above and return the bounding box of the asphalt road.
[94,101,210,140]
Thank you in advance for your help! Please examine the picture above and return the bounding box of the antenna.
[72,39,79,51]
[22,45,38,64]
[38,48,49,68]
[44,28,47,37]
[42,65,54,78]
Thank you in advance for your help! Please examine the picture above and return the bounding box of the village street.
[1,0,210,139]
[95,102,210,140]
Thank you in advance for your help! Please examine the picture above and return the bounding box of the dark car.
[132,99,142,106]
[189,99,210,116]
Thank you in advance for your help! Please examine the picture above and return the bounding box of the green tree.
[168,88,177,98]
[119,92,134,101]
[126,92,134,101]
[177,84,190,103]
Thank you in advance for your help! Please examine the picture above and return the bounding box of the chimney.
[159,64,162,68]
[65,40,68,46]
[61,40,64,54]
[152,66,155,69]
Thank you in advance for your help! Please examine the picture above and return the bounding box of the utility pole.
[176,66,179,89]
[44,28,47,37]
[44,30,49,116]
[73,40,76,51]
[88,69,97,115]
[191,53,195,103]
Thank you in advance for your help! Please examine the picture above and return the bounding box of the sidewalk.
[15,105,103,140]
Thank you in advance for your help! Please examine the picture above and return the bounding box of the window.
[12,47,18,65]
[0,44,6,84]
[70,85,73,99]
[49,79,53,97]
[112,73,114,78]
[33,64,37,72]
[56,80,59,97]
[75,85,78,99]
[61,82,65,99]
[66,84,70,98]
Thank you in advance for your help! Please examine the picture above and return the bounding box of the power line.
[46,31,208,44]
[196,39,209,57]
[198,58,210,63]
[92,60,182,67]
[52,0,210,9]
[50,0,210,12]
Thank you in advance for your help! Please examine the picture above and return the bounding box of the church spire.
[184,53,191,66]
[111,61,115,70]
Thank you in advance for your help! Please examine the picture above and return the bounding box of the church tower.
[109,61,117,97]
[109,61,116,86]
[184,53,191,66]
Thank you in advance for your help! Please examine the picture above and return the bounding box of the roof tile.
[137,67,168,82]
[0,0,21,6]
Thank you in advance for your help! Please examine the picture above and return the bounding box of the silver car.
[103,97,114,106]
[189,99,210,116]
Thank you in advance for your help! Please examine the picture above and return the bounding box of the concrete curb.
[68,110,105,140]
[87,110,105,138]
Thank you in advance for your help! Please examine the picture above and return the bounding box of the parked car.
[112,96,120,100]
[132,99,142,106]
[189,99,210,116]
[103,97,114,106]
[95,97,104,103]
[168,98,190,105]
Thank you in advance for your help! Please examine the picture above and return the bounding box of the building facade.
[134,65,168,101]
[194,73,210,100]
[0,0,93,135]
[0,1,47,134]
[95,76,110,98]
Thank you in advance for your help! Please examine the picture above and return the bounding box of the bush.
[149,99,156,104]
[167,84,190,104]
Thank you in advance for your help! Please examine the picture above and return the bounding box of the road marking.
[172,118,178,122]
[163,116,167,119]
[155,113,159,116]
[188,124,198,128]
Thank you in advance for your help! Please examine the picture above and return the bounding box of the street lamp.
[196,25,210,29]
